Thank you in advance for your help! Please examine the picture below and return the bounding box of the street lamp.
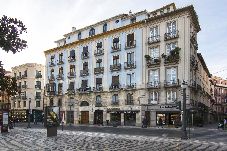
[27,98,31,128]
[181,81,187,140]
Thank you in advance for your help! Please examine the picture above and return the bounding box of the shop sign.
[107,108,120,112]
[160,105,177,109]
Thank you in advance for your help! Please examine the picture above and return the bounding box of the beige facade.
[11,63,44,121]
[44,3,213,126]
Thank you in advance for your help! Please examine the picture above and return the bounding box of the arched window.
[89,28,95,36]
[78,32,81,40]
[103,23,107,32]
[80,101,89,106]
[96,95,102,107]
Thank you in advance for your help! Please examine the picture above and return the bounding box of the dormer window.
[89,28,95,36]
[78,32,81,40]
[103,23,107,32]
[130,17,136,23]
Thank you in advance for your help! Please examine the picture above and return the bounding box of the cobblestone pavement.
[0,127,227,151]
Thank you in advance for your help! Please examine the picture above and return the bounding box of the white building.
[44,3,212,126]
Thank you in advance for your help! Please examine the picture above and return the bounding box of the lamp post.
[181,81,187,140]
[27,98,31,128]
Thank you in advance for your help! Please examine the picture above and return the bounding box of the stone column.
[121,113,124,126]
[136,112,142,127]
[103,110,107,125]
[89,111,94,125]
[150,111,156,127]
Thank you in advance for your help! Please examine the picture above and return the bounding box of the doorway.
[81,111,89,124]
[94,110,103,125]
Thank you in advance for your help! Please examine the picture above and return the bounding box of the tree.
[0,15,27,53]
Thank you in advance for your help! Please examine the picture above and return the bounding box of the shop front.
[110,112,121,126]
[156,111,181,126]
[94,110,103,125]
[124,111,136,126]
[66,111,74,124]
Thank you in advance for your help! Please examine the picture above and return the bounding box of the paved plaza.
[0,126,227,151]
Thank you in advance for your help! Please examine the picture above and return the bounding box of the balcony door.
[166,67,177,84]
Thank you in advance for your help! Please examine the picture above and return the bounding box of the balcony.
[94,67,104,75]
[164,79,180,88]
[109,84,121,91]
[35,95,41,100]
[49,62,55,67]
[125,100,134,105]
[80,70,89,77]
[35,85,41,89]
[124,62,136,70]
[68,56,76,63]
[21,96,27,100]
[48,74,55,81]
[57,90,63,96]
[164,30,179,41]
[67,72,76,79]
[81,52,89,60]
[147,36,160,44]
[190,36,198,50]
[93,86,103,92]
[111,44,121,53]
[47,91,55,96]
[21,85,27,89]
[162,47,180,65]
[189,81,197,90]
[35,74,42,79]
[22,74,27,79]
[145,56,161,68]
[111,101,119,106]
[110,64,121,72]
[17,76,22,80]
[94,48,104,56]
[67,89,75,95]
[147,81,160,89]
[77,87,92,94]
[125,40,136,49]
[148,99,158,104]
[125,83,136,90]
[56,74,64,80]
[95,102,103,107]
[57,60,64,65]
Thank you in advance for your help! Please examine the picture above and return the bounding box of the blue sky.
[0,0,226,78]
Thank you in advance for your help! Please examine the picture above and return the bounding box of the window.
[167,21,176,35]
[97,42,102,50]
[126,33,135,47]
[58,99,62,107]
[36,101,40,107]
[112,76,119,86]
[150,26,159,38]
[59,53,63,62]
[113,55,119,65]
[96,95,101,104]
[127,93,133,101]
[24,81,27,86]
[19,72,21,77]
[35,81,41,89]
[50,55,55,63]
[23,101,26,107]
[36,70,42,77]
[69,50,75,59]
[24,70,27,77]
[149,91,159,103]
[150,47,159,59]
[167,90,177,103]
[78,32,81,40]
[96,59,102,68]
[166,67,177,84]
[58,83,63,92]
[166,42,176,56]
[50,69,54,75]
[18,101,21,108]
[130,17,136,23]
[113,37,120,49]
[112,94,118,103]
[14,73,16,78]
[83,62,88,70]
[81,80,88,88]
[127,52,134,64]
[70,65,75,73]
[103,23,107,32]
[149,69,159,84]
[89,28,95,36]
[69,82,75,90]
[82,46,89,57]
[59,67,63,75]
[96,78,102,89]
[127,73,135,86]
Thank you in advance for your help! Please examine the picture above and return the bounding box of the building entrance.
[81,111,89,124]
[94,110,103,125]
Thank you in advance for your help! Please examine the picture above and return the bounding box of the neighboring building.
[0,71,11,104]
[11,63,44,122]
[44,3,212,126]
[211,76,227,121]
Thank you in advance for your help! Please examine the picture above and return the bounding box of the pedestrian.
[158,118,163,128]
[142,117,147,128]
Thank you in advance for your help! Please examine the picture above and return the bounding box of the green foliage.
[0,15,27,53]
[144,55,151,61]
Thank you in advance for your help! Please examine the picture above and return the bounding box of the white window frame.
[150,47,159,59]
[167,20,177,36]
[166,67,177,84]
[126,73,135,86]
[149,91,159,104]
[149,69,159,86]
[166,90,177,103]
[166,42,176,56]
[150,26,159,38]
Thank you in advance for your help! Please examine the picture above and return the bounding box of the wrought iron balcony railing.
[111,101,119,106]
[94,67,104,75]
[125,99,134,105]
[68,56,76,63]
[94,48,104,56]
[77,87,92,93]
[35,85,41,89]
[67,72,76,78]
[80,70,89,77]
[110,64,121,72]
[147,81,160,89]
[164,30,179,41]
[125,40,136,49]
[111,43,121,52]
[35,74,42,79]
[125,83,136,90]
[49,62,56,67]
[146,58,161,67]
[56,74,64,80]
[81,52,89,59]
[124,62,136,70]
[147,35,160,44]
[164,79,180,88]
[57,60,64,65]
[109,84,121,91]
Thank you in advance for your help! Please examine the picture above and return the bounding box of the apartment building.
[44,3,212,126]
[211,76,227,121]
[11,63,44,122]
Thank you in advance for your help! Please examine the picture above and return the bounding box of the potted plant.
[144,55,151,61]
